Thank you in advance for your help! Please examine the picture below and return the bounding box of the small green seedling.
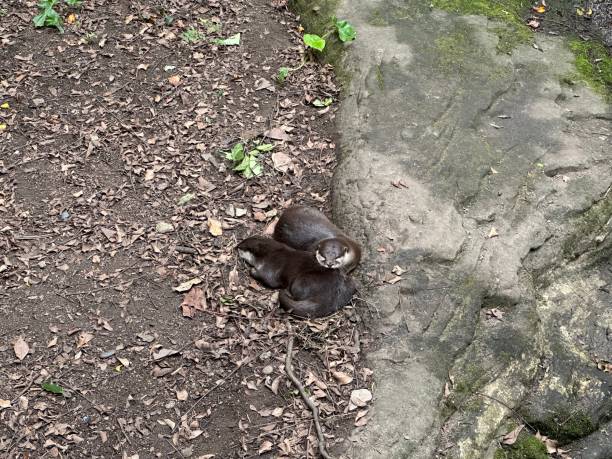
[313,97,333,107]
[181,27,203,43]
[33,0,64,33]
[276,67,290,83]
[225,142,274,179]
[64,0,82,6]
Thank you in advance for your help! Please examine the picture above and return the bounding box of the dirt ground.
[0,1,371,457]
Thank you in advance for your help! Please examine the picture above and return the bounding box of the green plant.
[313,97,333,107]
[334,18,356,42]
[65,0,82,6]
[277,17,356,82]
[225,142,274,179]
[181,27,203,43]
[33,0,64,33]
[0,8,7,17]
[276,67,290,83]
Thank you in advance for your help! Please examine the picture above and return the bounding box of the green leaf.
[214,33,240,46]
[39,0,58,8]
[42,382,64,394]
[233,155,250,172]
[335,19,356,42]
[226,143,244,162]
[313,97,333,107]
[256,143,274,152]
[33,12,47,27]
[303,34,325,51]
[250,160,262,176]
[64,0,82,6]
[277,67,289,83]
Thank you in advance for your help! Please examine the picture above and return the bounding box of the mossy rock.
[494,434,548,459]
[567,38,612,99]
[431,0,533,53]
[562,191,612,260]
[524,408,597,444]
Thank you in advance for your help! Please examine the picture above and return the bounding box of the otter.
[273,206,361,273]
[237,236,356,318]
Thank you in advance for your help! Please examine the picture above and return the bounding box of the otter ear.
[343,246,349,254]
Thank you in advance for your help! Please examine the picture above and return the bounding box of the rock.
[322,0,612,457]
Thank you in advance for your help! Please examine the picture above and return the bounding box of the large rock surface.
[327,1,611,457]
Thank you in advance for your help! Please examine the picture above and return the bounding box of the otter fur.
[273,206,361,273]
[237,236,356,318]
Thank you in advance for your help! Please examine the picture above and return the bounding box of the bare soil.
[0,1,370,457]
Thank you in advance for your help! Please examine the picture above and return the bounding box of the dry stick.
[285,335,333,459]
[475,392,537,433]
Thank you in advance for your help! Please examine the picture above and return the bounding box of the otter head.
[315,238,350,269]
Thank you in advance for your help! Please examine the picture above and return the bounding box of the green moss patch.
[563,191,612,259]
[431,0,533,53]
[568,38,612,99]
[494,434,548,459]
[527,408,596,444]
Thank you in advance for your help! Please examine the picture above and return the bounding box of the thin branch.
[285,334,333,459]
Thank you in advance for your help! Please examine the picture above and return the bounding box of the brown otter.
[237,236,356,318]
[273,206,361,273]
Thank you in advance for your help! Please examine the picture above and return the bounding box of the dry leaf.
[331,370,353,385]
[181,287,206,318]
[13,337,29,360]
[259,440,273,454]
[76,332,94,348]
[176,389,188,401]
[488,227,499,238]
[153,348,179,360]
[486,308,505,320]
[0,399,11,409]
[168,75,181,86]
[173,277,203,292]
[349,388,372,410]
[501,424,524,445]
[264,127,291,142]
[271,152,292,172]
[354,409,369,426]
[208,218,223,236]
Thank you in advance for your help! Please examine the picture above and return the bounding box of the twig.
[476,392,537,433]
[117,418,132,445]
[285,334,333,459]
[164,436,185,458]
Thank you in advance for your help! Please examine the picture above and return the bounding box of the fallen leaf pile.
[0,1,372,457]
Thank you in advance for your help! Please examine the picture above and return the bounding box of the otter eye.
[343,247,348,254]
